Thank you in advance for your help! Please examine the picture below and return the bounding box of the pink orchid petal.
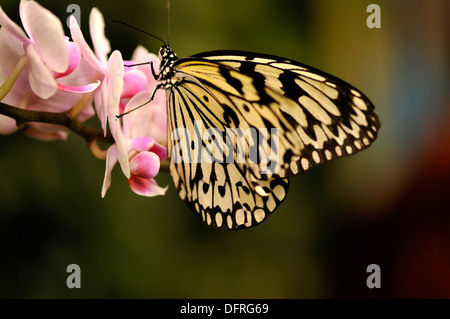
[150,142,168,161]
[0,28,27,99]
[130,151,160,179]
[20,0,68,73]
[25,123,68,141]
[128,137,167,161]
[57,80,101,93]
[54,40,81,79]
[128,176,168,197]
[106,50,129,178]
[118,100,127,115]
[69,16,103,72]
[26,44,57,99]
[101,144,119,197]
[130,46,160,83]
[0,114,18,134]
[122,50,167,143]
[106,51,124,115]
[21,80,95,115]
[108,116,130,178]
[122,90,153,136]
[129,136,155,152]
[121,69,147,99]
[122,89,166,144]
[0,3,30,44]
[129,48,161,102]
[130,45,149,61]
[76,101,96,124]
[149,89,167,144]
[94,81,107,134]
[89,7,110,67]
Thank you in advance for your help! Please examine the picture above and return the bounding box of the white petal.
[89,7,110,66]
[26,45,57,99]
[0,3,30,43]
[69,16,104,72]
[21,0,68,73]
[0,114,18,134]
[101,145,118,198]
[106,51,129,177]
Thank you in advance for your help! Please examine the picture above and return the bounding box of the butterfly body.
[154,46,380,230]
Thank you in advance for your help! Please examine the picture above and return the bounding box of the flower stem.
[67,91,95,119]
[0,55,29,101]
[0,102,170,172]
[0,101,113,144]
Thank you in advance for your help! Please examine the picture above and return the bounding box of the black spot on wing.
[278,70,306,99]
[280,110,300,128]
[218,185,226,197]
[223,104,240,126]
[219,65,243,95]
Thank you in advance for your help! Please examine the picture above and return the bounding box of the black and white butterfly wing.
[166,68,289,230]
[192,51,381,181]
[166,51,380,230]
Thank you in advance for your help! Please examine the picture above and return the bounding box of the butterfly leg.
[124,61,160,80]
[117,83,165,118]
[149,61,159,80]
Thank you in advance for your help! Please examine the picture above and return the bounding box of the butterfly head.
[157,45,178,80]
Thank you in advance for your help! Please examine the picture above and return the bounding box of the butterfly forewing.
[191,51,381,180]
[173,59,306,179]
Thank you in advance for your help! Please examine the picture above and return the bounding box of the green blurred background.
[0,0,448,298]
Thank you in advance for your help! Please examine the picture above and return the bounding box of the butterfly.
[145,44,381,230]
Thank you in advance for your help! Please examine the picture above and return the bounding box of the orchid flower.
[101,90,168,197]
[99,49,167,197]
[0,0,100,139]
[0,1,168,197]
[69,8,167,197]
[121,86,167,196]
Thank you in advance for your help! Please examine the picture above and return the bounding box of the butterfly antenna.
[167,0,171,46]
[110,20,167,46]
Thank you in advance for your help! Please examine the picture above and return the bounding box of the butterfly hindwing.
[167,79,289,229]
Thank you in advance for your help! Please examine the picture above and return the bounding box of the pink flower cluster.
[0,0,167,197]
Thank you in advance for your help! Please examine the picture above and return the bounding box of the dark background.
[0,0,448,298]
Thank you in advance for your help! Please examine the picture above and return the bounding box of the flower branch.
[0,99,170,173]
[0,101,113,144]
